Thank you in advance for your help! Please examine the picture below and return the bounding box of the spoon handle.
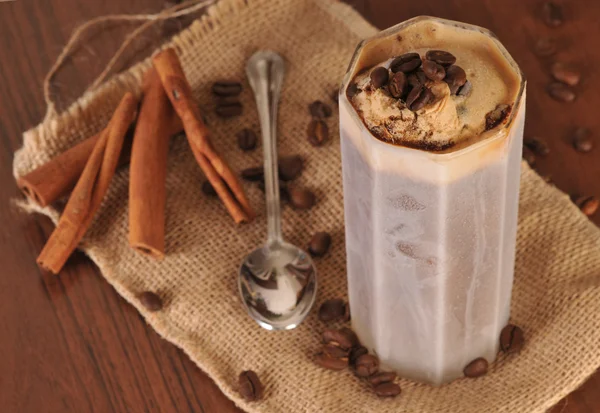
[246,51,286,247]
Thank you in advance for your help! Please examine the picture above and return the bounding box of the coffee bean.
[522,146,536,166]
[288,187,316,210]
[241,166,264,182]
[238,370,264,401]
[374,382,401,397]
[410,87,434,111]
[138,291,163,312]
[572,127,593,153]
[349,346,368,365]
[407,70,427,88]
[237,128,257,151]
[422,60,446,81]
[215,101,243,117]
[578,196,599,216]
[212,81,242,97]
[323,344,350,359]
[457,80,473,97]
[307,119,329,147]
[485,104,511,131]
[308,232,332,257]
[534,37,557,57]
[202,181,217,196]
[354,354,379,377]
[463,357,488,378]
[331,88,340,104]
[315,352,348,370]
[370,67,390,89]
[547,82,576,103]
[444,65,467,95]
[542,2,564,27]
[323,328,355,350]
[499,324,525,354]
[319,299,346,322]
[388,72,408,99]
[524,136,550,156]
[346,83,360,98]
[278,155,303,181]
[426,50,456,66]
[551,62,580,87]
[339,327,357,345]
[391,53,422,73]
[405,85,424,109]
[369,372,397,386]
[309,100,333,119]
[257,180,290,203]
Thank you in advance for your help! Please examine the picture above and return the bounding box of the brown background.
[0,0,598,412]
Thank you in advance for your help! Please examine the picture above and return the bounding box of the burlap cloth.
[12,0,600,412]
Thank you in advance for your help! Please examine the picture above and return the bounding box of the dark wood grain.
[0,1,598,412]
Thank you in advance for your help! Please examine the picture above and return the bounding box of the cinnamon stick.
[128,68,175,259]
[37,93,138,274]
[152,48,255,224]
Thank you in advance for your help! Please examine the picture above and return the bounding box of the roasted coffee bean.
[237,128,257,151]
[315,352,348,370]
[542,2,564,27]
[308,232,332,257]
[138,291,163,312]
[347,83,360,98]
[374,382,401,397]
[370,67,390,89]
[407,70,427,88]
[215,101,243,117]
[405,85,424,109]
[499,324,525,354]
[212,80,242,96]
[332,88,340,103]
[278,155,303,181]
[444,65,467,95]
[238,370,264,401]
[355,354,379,377]
[572,127,593,153]
[522,147,536,166]
[319,299,346,322]
[391,53,422,73]
[410,87,434,111]
[258,180,290,203]
[349,345,368,365]
[534,37,557,57]
[323,328,355,350]
[388,72,408,99]
[551,62,580,87]
[309,100,333,119]
[457,80,473,97]
[485,104,511,131]
[202,181,217,196]
[426,50,456,66]
[241,167,264,182]
[323,344,350,359]
[369,372,397,386]
[524,136,550,156]
[422,60,446,81]
[307,119,329,147]
[288,187,316,210]
[577,196,600,216]
[339,327,357,345]
[547,82,576,103]
[463,357,488,378]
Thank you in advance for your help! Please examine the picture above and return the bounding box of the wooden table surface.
[1,0,599,412]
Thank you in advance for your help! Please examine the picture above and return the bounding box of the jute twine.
[13,0,600,412]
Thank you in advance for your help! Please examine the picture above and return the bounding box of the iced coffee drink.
[339,17,525,385]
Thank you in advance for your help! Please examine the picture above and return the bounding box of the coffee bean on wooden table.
[373,382,402,398]
[369,372,397,386]
[212,80,243,96]
[201,181,217,196]
[388,72,408,99]
[237,128,257,151]
[485,104,511,131]
[426,50,457,66]
[572,127,593,153]
[499,324,525,354]
[551,62,581,87]
[390,53,422,73]
[215,101,243,118]
[541,2,564,27]
[444,65,467,95]
[524,136,550,156]
[323,344,350,359]
[238,370,264,401]
[309,100,333,119]
[318,298,346,322]
[370,67,390,89]
[349,345,368,365]
[138,292,163,312]
[241,166,264,182]
[522,147,536,166]
[576,196,600,216]
[288,187,316,210]
[354,354,380,377]
[534,37,557,57]
[322,328,355,350]
[308,232,332,257]
[307,119,329,147]
[547,82,576,103]
[422,60,446,81]
[278,155,303,181]
[463,357,488,378]
[315,352,348,371]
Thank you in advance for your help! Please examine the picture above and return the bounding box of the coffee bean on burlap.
[216,101,243,117]
[370,67,390,89]
[354,354,379,377]
[237,129,258,151]
[257,180,290,203]
[373,382,402,398]
[551,62,580,87]
[308,232,332,257]
[390,53,422,73]
[444,65,467,95]
[349,345,368,366]
[524,136,550,156]
[212,80,242,96]
[422,59,446,81]
[571,127,593,153]
[238,370,264,401]
[426,50,456,66]
[318,298,346,322]
[575,196,600,216]
[323,344,350,359]
[388,72,408,99]
[322,328,355,350]
[202,181,217,197]
[309,100,333,119]
[138,292,163,312]
[241,166,264,182]
[288,187,316,210]
[500,324,525,354]
[307,119,329,147]
[541,1,564,27]
[369,372,397,386]
[278,155,303,181]
[485,104,512,131]
[463,357,488,378]
[315,352,348,371]
[547,82,576,103]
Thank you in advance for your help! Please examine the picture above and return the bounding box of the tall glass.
[339,17,526,385]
